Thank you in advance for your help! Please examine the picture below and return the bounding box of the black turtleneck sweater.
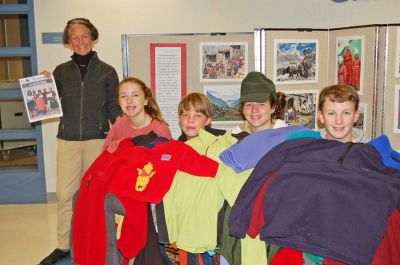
[71,51,94,81]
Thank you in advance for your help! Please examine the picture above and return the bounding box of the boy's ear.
[317,110,324,124]
[353,110,360,123]
[205,116,212,126]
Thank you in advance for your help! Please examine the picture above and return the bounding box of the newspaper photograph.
[19,74,63,123]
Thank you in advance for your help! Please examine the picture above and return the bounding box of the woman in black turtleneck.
[39,18,121,265]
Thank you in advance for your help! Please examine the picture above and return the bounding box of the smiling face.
[318,100,360,143]
[68,24,93,56]
[242,99,275,132]
[178,105,211,140]
[118,82,148,120]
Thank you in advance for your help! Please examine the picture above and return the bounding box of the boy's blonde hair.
[178,93,212,118]
[318,84,359,112]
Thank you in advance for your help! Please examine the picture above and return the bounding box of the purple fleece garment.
[220,126,309,173]
[229,138,400,265]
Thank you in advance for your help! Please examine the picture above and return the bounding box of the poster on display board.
[394,85,400,134]
[336,36,365,95]
[273,39,318,84]
[19,74,63,123]
[355,102,368,133]
[150,43,187,138]
[200,42,248,82]
[283,89,318,129]
[203,85,242,124]
[395,27,400,78]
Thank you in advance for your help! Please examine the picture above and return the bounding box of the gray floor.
[0,203,58,265]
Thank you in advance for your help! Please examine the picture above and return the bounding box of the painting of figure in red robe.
[336,36,364,95]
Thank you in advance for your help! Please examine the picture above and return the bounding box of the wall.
[212,0,400,31]
[34,0,400,193]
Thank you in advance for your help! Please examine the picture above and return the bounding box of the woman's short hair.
[62,18,99,44]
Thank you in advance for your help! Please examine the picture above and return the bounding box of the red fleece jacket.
[73,138,219,265]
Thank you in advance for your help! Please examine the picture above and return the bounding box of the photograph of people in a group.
[283,90,318,129]
[20,75,62,123]
[200,42,248,81]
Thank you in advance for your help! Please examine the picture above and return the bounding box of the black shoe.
[38,248,70,265]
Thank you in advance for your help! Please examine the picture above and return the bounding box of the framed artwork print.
[203,85,242,124]
[395,27,400,78]
[336,36,365,95]
[394,85,400,133]
[200,42,248,82]
[283,89,319,129]
[354,102,367,133]
[274,39,318,84]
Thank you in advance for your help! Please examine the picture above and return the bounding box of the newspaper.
[19,74,63,123]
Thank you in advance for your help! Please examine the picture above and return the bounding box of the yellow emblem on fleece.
[135,162,156,192]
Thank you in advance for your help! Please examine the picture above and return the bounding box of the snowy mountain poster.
[274,39,318,84]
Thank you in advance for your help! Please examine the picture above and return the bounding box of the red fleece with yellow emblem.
[73,138,219,265]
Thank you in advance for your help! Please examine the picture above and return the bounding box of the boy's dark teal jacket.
[53,51,121,141]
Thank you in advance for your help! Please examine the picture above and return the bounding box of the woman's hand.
[40,70,52,79]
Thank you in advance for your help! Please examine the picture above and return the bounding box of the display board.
[263,29,329,131]
[123,32,254,137]
[123,26,399,149]
[376,25,400,150]
[258,25,400,149]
